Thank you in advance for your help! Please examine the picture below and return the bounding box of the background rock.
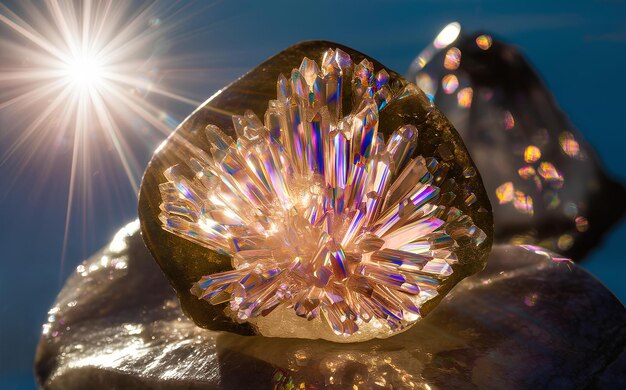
[409,28,626,260]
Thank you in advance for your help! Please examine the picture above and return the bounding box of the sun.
[63,53,105,90]
[0,0,205,278]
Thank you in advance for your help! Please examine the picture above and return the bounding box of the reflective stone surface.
[35,222,626,389]
[408,25,626,260]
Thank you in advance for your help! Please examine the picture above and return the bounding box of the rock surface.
[409,28,626,260]
[35,222,626,389]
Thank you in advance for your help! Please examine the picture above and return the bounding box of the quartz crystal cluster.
[158,49,486,337]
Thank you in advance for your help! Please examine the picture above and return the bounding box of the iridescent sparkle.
[475,35,493,50]
[457,87,473,108]
[442,74,459,94]
[444,48,462,70]
[158,50,486,336]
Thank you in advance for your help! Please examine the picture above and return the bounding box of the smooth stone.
[408,28,626,260]
[35,222,626,389]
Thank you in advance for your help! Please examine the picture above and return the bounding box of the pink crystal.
[159,50,485,336]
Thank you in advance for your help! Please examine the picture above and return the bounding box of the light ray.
[0,0,217,281]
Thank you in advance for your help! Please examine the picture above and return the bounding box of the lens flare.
[0,0,207,278]
[63,54,104,89]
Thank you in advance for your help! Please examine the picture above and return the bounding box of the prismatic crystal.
[158,49,486,338]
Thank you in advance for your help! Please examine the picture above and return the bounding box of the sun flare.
[0,0,205,277]
[63,53,104,89]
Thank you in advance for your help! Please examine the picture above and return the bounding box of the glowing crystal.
[518,165,536,180]
[444,47,462,70]
[475,35,493,50]
[524,145,541,163]
[496,182,514,204]
[457,87,473,108]
[559,131,581,158]
[513,190,534,216]
[538,162,564,188]
[442,74,459,94]
[463,167,476,178]
[157,50,486,338]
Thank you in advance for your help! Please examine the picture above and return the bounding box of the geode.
[138,41,493,341]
